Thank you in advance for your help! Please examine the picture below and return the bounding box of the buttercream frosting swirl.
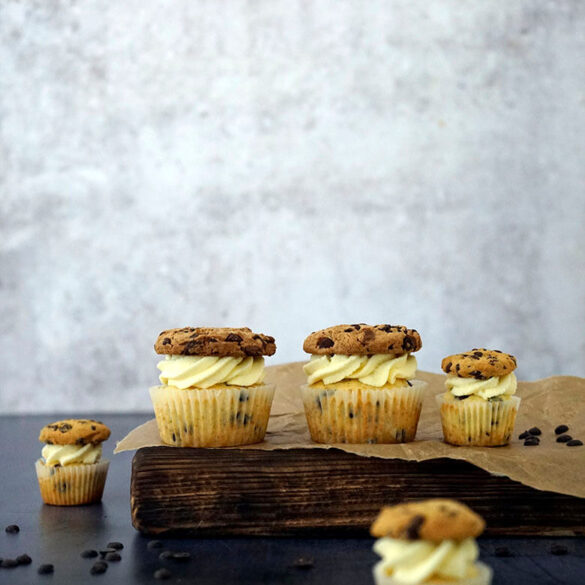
[303,353,417,387]
[157,355,265,389]
[445,372,517,400]
[41,444,103,466]
[373,536,479,584]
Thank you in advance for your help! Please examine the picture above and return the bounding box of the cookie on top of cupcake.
[371,499,492,585]
[437,349,520,447]
[150,326,276,448]
[301,323,426,444]
[36,419,111,506]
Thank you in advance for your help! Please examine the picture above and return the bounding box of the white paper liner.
[149,383,276,447]
[373,559,492,585]
[437,394,521,446]
[300,380,427,444]
[35,459,109,506]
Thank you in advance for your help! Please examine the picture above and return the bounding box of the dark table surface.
[0,414,583,585]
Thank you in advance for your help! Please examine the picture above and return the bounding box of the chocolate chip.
[147,540,163,550]
[528,427,541,436]
[351,324,362,330]
[550,544,569,555]
[404,515,425,539]
[81,550,98,559]
[524,436,540,446]
[567,439,583,447]
[519,431,530,440]
[17,554,32,565]
[159,550,174,561]
[317,337,334,349]
[90,561,108,574]
[469,370,486,380]
[225,333,242,342]
[38,564,55,574]
[555,425,569,435]
[171,551,191,561]
[5,524,19,534]
[344,328,353,332]
[473,351,483,357]
[401,335,415,351]
[104,552,121,562]
[557,434,572,443]
[154,568,172,580]
[494,546,514,557]
[1,559,18,568]
[162,337,171,345]
[445,361,452,373]
[99,548,117,558]
[292,557,314,569]
[59,423,72,432]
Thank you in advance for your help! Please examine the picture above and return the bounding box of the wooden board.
[131,446,585,536]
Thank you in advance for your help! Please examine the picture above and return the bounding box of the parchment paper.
[115,362,585,499]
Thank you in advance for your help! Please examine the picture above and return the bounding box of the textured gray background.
[1,1,584,413]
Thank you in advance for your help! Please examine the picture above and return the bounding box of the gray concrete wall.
[1,0,584,413]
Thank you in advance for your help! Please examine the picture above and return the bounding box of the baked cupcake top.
[303,324,422,356]
[155,327,276,358]
[39,419,110,467]
[441,349,516,380]
[371,499,485,541]
[39,419,111,446]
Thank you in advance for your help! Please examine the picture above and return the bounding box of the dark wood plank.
[131,446,585,536]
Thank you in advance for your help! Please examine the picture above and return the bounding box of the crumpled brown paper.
[115,362,585,499]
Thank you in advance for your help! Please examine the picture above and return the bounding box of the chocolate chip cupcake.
[150,327,276,447]
[36,419,111,506]
[371,499,492,585]
[301,324,426,444]
[437,349,520,447]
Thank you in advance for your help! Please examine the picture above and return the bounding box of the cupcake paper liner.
[300,380,427,444]
[437,394,521,447]
[149,383,276,447]
[35,459,109,506]
[373,559,493,585]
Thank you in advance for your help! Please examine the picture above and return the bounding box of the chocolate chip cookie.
[441,349,517,380]
[39,419,111,446]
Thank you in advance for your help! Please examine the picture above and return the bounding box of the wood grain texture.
[131,446,585,536]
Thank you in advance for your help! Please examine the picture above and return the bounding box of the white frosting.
[373,536,479,584]
[41,444,102,466]
[445,372,517,400]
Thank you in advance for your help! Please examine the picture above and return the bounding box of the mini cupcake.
[36,419,110,506]
[301,324,426,444]
[371,499,492,585]
[150,326,276,447]
[437,349,520,447]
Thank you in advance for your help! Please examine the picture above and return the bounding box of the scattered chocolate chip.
[99,548,117,558]
[159,550,174,561]
[292,557,314,569]
[38,564,55,575]
[494,546,514,557]
[550,544,569,555]
[154,568,172,580]
[148,540,164,550]
[524,437,540,446]
[1,559,18,568]
[5,524,20,534]
[171,551,191,561]
[404,515,425,539]
[81,549,98,559]
[17,554,32,565]
[567,439,583,447]
[528,427,541,436]
[557,434,572,443]
[104,552,121,562]
[90,561,108,574]
[555,425,569,435]
[107,542,124,550]
[519,431,530,440]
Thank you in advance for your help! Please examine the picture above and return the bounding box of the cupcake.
[371,499,492,585]
[36,419,110,506]
[437,349,520,446]
[301,324,426,444]
[150,326,276,447]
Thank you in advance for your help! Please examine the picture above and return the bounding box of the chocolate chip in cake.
[550,544,569,555]
[38,564,55,575]
[567,439,583,447]
[81,549,98,559]
[5,524,20,534]
[292,557,314,569]
[154,568,172,580]
[147,540,164,550]
[557,434,572,443]
[107,542,124,550]
[16,554,32,565]
[494,546,514,557]
[90,561,108,574]
[528,427,541,436]
[555,425,569,435]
